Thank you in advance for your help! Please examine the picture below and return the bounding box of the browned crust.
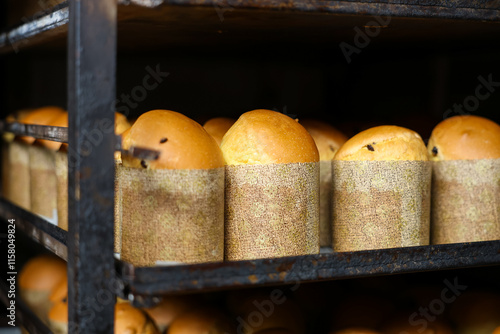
[19,255,66,291]
[334,126,428,161]
[203,117,236,146]
[221,109,319,165]
[300,119,348,161]
[122,110,224,169]
[17,106,66,145]
[428,115,500,160]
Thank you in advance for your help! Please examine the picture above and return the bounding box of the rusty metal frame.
[116,240,500,306]
[1,0,500,332]
[66,0,117,332]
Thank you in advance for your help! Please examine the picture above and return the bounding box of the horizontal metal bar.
[0,4,68,54]
[121,145,161,161]
[0,198,68,260]
[0,279,54,334]
[124,0,500,20]
[0,121,68,142]
[0,122,159,160]
[1,0,500,54]
[116,240,500,300]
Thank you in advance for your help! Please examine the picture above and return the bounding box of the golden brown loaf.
[115,112,132,135]
[203,117,236,146]
[427,115,500,161]
[48,300,160,334]
[13,109,34,122]
[49,277,67,303]
[18,106,66,145]
[37,112,68,151]
[334,125,428,161]
[115,303,161,334]
[493,326,500,334]
[232,293,305,334]
[383,317,453,334]
[300,119,348,161]
[48,298,68,334]
[3,109,33,142]
[144,296,198,332]
[48,298,68,324]
[122,110,224,169]
[58,112,131,155]
[450,291,500,334]
[331,329,381,334]
[221,109,319,165]
[167,308,235,334]
[19,255,66,292]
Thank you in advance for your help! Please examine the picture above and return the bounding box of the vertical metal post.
[0,1,6,120]
[67,0,116,333]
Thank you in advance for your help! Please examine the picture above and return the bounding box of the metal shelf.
[3,0,500,332]
[0,2,68,54]
[0,198,67,260]
[116,240,500,306]
[0,122,159,160]
[4,196,499,306]
[0,122,68,143]
[1,1,500,54]
[0,280,53,334]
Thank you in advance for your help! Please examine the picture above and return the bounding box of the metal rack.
[1,1,500,333]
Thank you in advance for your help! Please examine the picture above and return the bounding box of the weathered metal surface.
[118,138,161,161]
[0,3,68,54]
[67,0,117,332]
[0,198,68,260]
[0,280,53,334]
[2,1,500,53]
[0,124,158,160]
[124,0,500,19]
[117,240,500,301]
[0,121,69,142]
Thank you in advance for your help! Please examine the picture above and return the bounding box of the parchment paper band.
[224,162,320,261]
[332,160,431,252]
[55,151,68,231]
[120,166,225,267]
[4,141,31,210]
[319,160,333,247]
[431,159,500,244]
[29,145,58,224]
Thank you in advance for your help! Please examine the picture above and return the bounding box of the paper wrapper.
[120,166,224,266]
[225,162,320,261]
[55,151,68,231]
[319,160,333,247]
[332,160,431,252]
[3,140,31,210]
[431,159,500,244]
[114,161,122,254]
[29,145,58,224]
[20,289,51,325]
